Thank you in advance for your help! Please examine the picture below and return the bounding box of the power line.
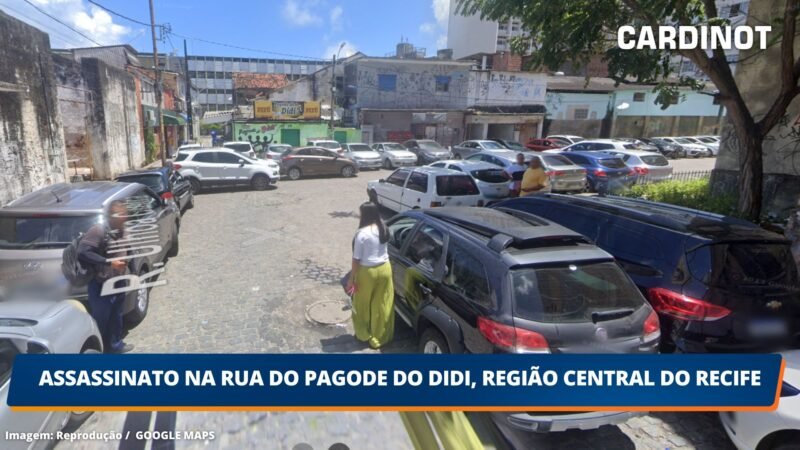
[0,3,84,48]
[21,0,103,46]
[84,0,328,61]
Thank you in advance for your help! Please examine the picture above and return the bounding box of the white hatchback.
[367,167,485,212]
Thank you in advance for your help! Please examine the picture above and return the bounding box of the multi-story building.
[185,56,328,112]
[447,1,531,59]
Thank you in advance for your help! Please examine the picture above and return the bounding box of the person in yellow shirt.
[520,157,549,196]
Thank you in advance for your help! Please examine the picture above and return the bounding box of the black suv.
[494,194,800,353]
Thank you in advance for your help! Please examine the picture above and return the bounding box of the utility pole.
[148,0,167,165]
[329,54,336,134]
[183,39,193,141]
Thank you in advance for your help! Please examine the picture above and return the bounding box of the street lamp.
[329,42,346,133]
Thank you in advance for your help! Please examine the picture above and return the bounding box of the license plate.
[747,319,788,337]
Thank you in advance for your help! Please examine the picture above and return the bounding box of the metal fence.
[636,170,712,185]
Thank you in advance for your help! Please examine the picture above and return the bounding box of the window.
[633,92,646,102]
[404,225,445,273]
[216,152,243,164]
[378,74,397,92]
[406,172,429,193]
[117,174,166,193]
[0,339,19,386]
[729,3,741,16]
[127,190,161,215]
[387,216,418,249]
[0,215,99,248]
[192,152,216,163]
[444,244,492,307]
[435,76,450,92]
[573,108,589,120]
[512,262,645,323]
[436,175,480,196]
[386,169,411,186]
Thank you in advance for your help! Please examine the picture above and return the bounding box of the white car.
[428,160,510,200]
[343,143,383,170]
[367,167,484,212]
[546,135,585,145]
[720,351,800,450]
[450,140,508,159]
[371,142,418,169]
[546,139,639,153]
[602,149,674,182]
[682,136,719,155]
[0,300,102,450]
[652,137,710,158]
[222,141,257,159]
[307,139,343,153]
[178,143,202,151]
[174,148,280,192]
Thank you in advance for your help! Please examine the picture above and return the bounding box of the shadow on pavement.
[649,412,735,450]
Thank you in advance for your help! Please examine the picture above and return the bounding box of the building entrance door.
[281,129,301,146]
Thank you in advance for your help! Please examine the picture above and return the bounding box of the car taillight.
[172,164,182,170]
[160,192,173,200]
[265,154,273,159]
[477,317,549,353]
[593,169,607,177]
[430,201,443,207]
[643,310,660,340]
[545,170,564,176]
[628,169,636,176]
[647,287,731,321]
[634,167,649,175]
[282,155,294,161]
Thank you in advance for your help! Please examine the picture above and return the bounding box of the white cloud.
[419,22,436,34]
[5,0,132,47]
[433,0,449,28]
[323,41,357,59]
[282,0,322,27]
[329,5,343,31]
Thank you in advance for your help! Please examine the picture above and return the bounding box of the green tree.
[457,0,800,220]
[145,128,156,164]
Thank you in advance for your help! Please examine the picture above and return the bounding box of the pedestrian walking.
[520,157,550,196]
[503,153,527,197]
[346,202,394,349]
[78,200,134,354]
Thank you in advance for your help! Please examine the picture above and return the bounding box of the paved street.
[58,159,734,450]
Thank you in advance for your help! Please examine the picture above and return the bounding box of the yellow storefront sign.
[253,101,321,120]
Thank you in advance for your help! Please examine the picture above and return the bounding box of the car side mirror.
[238,159,245,166]
[27,337,52,354]
[379,179,386,183]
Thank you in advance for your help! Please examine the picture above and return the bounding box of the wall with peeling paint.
[0,11,66,206]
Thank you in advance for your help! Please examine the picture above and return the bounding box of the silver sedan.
[0,299,103,449]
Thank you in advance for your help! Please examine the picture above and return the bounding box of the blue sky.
[1,0,451,60]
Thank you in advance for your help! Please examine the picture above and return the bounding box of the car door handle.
[418,284,432,296]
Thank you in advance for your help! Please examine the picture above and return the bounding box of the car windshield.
[598,158,627,168]
[687,243,798,291]
[511,262,644,323]
[697,137,715,143]
[117,174,166,192]
[481,141,505,150]
[385,143,407,151]
[435,175,480,196]
[174,153,188,162]
[641,155,669,166]
[501,141,524,150]
[0,215,101,249]
[542,155,574,166]
[570,137,585,143]
[675,138,694,144]
[419,141,445,151]
[349,144,373,152]
[224,143,252,153]
[470,168,506,183]
[316,141,342,150]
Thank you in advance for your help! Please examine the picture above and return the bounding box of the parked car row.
[383,198,799,441]
[527,135,719,159]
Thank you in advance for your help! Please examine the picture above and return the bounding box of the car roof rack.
[423,208,589,252]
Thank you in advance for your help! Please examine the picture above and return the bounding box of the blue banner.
[8,354,783,411]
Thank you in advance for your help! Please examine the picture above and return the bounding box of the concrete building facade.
[446,1,531,59]
[0,11,67,206]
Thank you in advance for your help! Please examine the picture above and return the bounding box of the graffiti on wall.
[355,62,470,109]
[234,122,329,149]
[472,72,547,105]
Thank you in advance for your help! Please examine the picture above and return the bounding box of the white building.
[446,1,531,59]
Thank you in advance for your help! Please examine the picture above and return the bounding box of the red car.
[525,138,564,151]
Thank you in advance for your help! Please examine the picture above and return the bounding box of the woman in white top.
[347,202,394,349]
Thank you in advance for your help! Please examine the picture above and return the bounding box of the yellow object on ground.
[351,261,394,349]
[400,412,485,450]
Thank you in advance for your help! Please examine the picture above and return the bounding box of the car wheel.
[188,178,201,194]
[341,165,355,177]
[67,349,99,428]
[287,167,302,181]
[124,268,151,328]
[167,225,179,257]
[383,158,393,170]
[252,174,270,191]
[582,180,593,193]
[419,328,449,354]
[368,189,378,203]
[772,433,800,450]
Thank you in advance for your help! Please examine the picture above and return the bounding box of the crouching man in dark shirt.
[78,200,134,354]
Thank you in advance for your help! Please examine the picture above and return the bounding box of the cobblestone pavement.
[57,167,735,450]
